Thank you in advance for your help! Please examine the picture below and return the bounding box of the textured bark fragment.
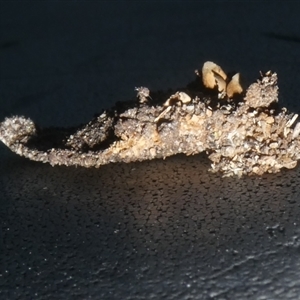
[1,68,300,177]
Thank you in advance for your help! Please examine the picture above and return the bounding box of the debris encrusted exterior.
[1,62,300,177]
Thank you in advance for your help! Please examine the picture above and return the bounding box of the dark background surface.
[1,1,300,299]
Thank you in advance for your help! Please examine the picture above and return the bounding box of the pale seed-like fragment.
[214,73,227,95]
[202,61,227,89]
[292,122,300,139]
[226,73,243,98]
[206,109,213,117]
[149,147,156,157]
[154,91,191,122]
[265,116,274,124]
[286,114,298,127]
[177,92,191,104]
[163,91,191,107]
[269,142,278,149]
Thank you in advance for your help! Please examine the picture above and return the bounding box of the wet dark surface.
[1,152,300,299]
[1,2,300,299]
[0,155,300,299]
